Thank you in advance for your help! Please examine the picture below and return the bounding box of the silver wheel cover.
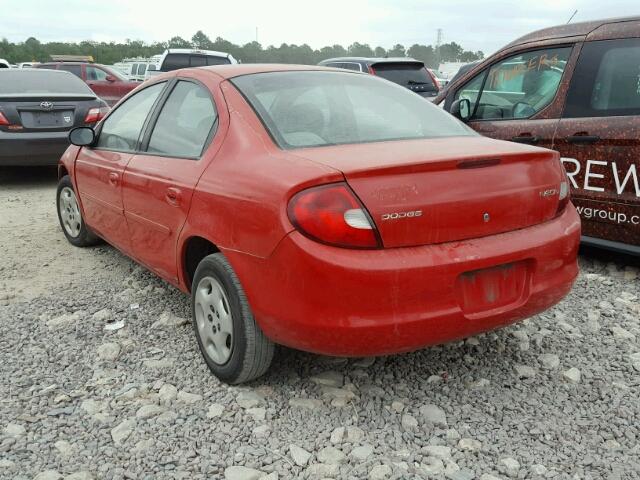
[59,186,82,238]
[194,276,234,365]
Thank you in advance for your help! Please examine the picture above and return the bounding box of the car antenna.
[566,9,578,24]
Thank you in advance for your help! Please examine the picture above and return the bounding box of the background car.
[437,16,640,255]
[145,48,238,79]
[35,61,137,106]
[317,57,440,99]
[59,64,579,384]
[0,58,10,69]
[0,69,108,166]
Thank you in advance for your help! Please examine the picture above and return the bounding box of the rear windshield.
[161,54,231,71]
[231,71,474,149]
[0,70,94,95]
[372,62,437,91]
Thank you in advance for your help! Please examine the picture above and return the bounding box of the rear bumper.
[0,131,70,166]
[225,205,581,356]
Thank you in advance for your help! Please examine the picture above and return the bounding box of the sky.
[1,0,639,56]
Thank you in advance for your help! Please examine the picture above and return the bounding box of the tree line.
[0,31,483,68]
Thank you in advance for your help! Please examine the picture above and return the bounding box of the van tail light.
[84,106,110,124]
[287,183,382,249]
[426,68,440,90]
[367,65,376,75]
[0,111,9,126]
[556,180,570,216]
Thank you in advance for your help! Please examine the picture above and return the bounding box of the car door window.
[565,38,640,117]
[86,66,108,81]
[146,81,217,158]
[58,64,82,78]
[457,47,571,120]
[96,83,165,152]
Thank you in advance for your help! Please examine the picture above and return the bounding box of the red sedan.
[57,64,580,384]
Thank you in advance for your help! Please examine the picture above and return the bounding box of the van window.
[58,64,82,79]
[456,47,571,120]
[162,54,190,71]
[565,38,640,117]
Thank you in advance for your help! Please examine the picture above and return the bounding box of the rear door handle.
[511,135,539,144]
[567,134,600,144]
[165,187,182,206]
[108,172,119,186]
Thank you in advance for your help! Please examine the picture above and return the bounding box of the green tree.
[348,42,373,57]
[168,36,192,48]
[387,44,406,57]
[407,44,436,67]
[374,46,387,57]
[191,30,213,49]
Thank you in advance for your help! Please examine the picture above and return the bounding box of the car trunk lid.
[294,136,566,248]
[0,95,97,132]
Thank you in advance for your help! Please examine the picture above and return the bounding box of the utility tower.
[436,28,443,68]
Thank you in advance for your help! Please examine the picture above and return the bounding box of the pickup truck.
[146,49,237,79]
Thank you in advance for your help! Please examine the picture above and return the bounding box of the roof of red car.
[200,63,342,79]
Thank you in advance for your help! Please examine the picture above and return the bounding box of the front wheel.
[191,253,275,384]
[56,175,100,247]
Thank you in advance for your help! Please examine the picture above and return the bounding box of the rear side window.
[372,63,436,92]
[58,64,82,78]
[147,81,217,158]
[162,54,190,71]
[207,56,231,66]
[96,83,165,152]
[456,46,572,120]
[565,38,640,117]
[86,66,108,81]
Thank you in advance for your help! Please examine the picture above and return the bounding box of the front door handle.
[108,172,119,186]
[511,135,539,144]
[567,134,600,144]
[165,187,182,206]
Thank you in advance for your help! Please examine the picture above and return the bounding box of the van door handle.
[511,135,539,144]
[165,187,182,206]
[108,172,119,186]
[567,134,600,144]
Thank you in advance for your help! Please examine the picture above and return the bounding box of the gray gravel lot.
[1,167,639,480]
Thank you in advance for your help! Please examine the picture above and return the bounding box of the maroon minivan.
[437,16,640,255]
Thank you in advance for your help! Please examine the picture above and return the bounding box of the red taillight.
[367,65,375,75]
[426,68,440,90]
[556,180,570,216]
[0,111,9,126]
[288,183,381,249]
[84,106,110,124]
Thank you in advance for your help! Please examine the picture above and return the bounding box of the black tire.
[56,175,100,247]
[191,253,275,384]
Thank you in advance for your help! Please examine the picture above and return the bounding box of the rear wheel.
[191,253,275,384]
[56,175,100,247]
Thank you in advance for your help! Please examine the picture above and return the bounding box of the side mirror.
[69,127,95,147]
[105,75,116,82]
[450,98,471,122]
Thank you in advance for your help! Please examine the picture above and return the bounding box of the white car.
[0,59,10,69]
[146,49,237,79]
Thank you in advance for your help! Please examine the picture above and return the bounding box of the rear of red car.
[222,69,580,356]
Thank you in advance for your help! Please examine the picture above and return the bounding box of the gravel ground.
[1,167,639,480]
